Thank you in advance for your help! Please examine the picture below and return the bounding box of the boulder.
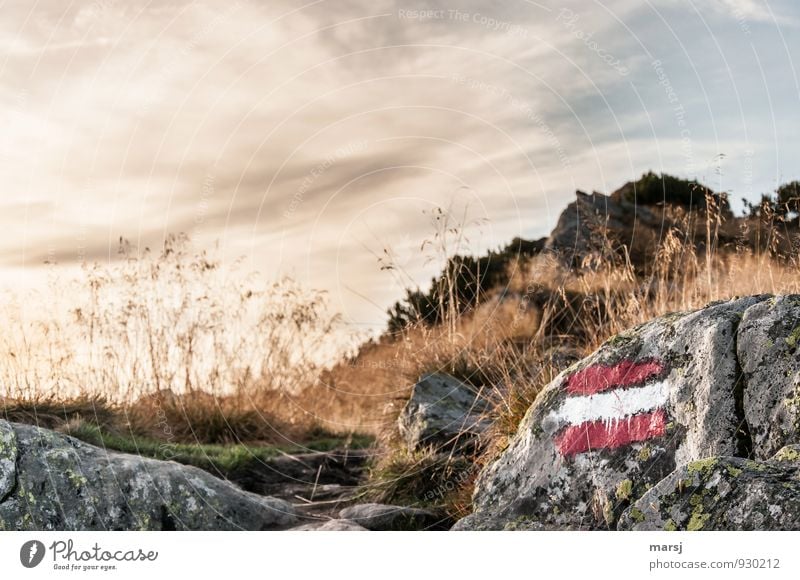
[455,295,773,530]
[0,420,296,530]
[338,503,444,530]
[619,445,800,530]
[291,519,368,531]
[397,373,489,452]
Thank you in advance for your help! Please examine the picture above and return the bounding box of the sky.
[1,0,798,332]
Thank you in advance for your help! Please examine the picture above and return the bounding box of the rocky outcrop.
[619,446,800,530]
[455,294,800,530]
[338,503,444,530]
[544,183,741,270]
[545,189,665,268]
[397,373,489,452]
[0,420,297,530]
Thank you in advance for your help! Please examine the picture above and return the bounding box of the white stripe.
[549,380,669,426]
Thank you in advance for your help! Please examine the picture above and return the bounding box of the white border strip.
[548,380,669,425]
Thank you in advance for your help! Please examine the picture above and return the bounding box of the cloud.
[708,0,791,24]
[0,0,798,330]
[653,0,797,26]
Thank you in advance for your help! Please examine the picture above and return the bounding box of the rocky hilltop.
[543,174,789,270]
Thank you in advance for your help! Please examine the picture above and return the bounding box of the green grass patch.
[65,421,373,476]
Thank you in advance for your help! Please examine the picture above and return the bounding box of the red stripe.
[565,359,664,395]
[555,409,666,457]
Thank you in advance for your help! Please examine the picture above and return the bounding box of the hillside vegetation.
[3,172,800,516]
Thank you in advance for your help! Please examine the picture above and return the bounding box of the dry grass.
[3,196,800,517]
[0,234,362,445]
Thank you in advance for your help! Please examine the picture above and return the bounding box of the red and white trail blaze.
[550,359,669,457]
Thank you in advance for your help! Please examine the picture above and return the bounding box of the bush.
[776,181,800,217]
[744,180,800,222]
[387,237,543,333]
[626,171,726,210]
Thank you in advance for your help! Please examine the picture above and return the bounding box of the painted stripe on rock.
[555,409,667,457]
[565,359,665,395]
[549,380,669,425]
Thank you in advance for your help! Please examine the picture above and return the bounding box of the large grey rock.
[0,421,297,530]
[618,445,800,530]
[737,296,800,458]
[338,503,443,530]
[398,373,489,452]
[455,296,769,530]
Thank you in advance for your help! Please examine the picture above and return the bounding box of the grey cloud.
[1,0,798,329]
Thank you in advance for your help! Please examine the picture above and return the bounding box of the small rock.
[398,373,489,452]
[291,519,368,531]
[339,503,443,530]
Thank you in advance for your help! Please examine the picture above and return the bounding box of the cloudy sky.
[1,0,798,331]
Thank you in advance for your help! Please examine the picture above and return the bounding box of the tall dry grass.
[0,234,360,443]
[2,198,799,454]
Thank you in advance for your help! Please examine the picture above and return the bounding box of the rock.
[542,344,583,370]
[291,519,368,531]
[545,189,663,268]
[454,295,771,530]
[338,503,444,530]
[226,448,369,502]
[544,185,738,270]
[0,421,297,531]
[397,373,489,452]
[619,445,800,530]
[737,296,800,458]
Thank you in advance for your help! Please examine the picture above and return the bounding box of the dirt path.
[225,448,372,521]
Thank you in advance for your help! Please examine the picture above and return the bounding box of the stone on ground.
[338,503,443,531]
[0,420,297,531]
[291,519,368,531]
[398,373,489,452]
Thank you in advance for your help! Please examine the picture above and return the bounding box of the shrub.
[387,237,543,334]
[625,171,727,211]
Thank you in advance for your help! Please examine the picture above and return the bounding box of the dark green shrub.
[625,171,726,210]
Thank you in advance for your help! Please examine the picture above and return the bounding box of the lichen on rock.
[0,420,296,531]
[619,446,800,530]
